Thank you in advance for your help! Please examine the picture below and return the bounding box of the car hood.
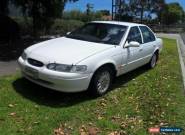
[27,37,114,64]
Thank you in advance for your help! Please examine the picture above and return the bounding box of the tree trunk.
[140,6,144,23]
[32,1,39,38]
[0,0,9,15]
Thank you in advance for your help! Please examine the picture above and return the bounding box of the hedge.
[50,19,84,36]
[12,17,84,37]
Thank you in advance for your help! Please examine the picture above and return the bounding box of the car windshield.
[66,23,128,45]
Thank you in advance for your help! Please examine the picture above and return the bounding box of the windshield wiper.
[66,34,86,40]
[67,34,101,43]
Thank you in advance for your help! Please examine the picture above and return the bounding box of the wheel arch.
[88,62,117,96]
[154,49,159,61]
[93,62,117,78]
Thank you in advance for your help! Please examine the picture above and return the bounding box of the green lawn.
[0,38,185,135]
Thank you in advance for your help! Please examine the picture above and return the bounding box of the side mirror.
[125,41,140,48]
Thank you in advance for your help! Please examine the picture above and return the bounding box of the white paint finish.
[27,37,114,65]
[18,21,163,92]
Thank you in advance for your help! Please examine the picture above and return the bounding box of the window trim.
[138,26,144,44]
[126,26,143,44]
[139,26,156,44]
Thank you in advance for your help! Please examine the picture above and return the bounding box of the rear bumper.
[18,57,93,92]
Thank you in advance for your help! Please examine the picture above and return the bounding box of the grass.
[0,38,185,135]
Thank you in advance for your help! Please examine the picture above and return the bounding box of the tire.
[89,66,113,97]
[147,53,158,69]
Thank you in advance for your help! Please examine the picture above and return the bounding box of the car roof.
[92,21,146,27]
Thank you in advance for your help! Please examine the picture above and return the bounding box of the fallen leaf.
[88,122,93,126]
[34,105,39,109]
[88,127,99,135]
[120,122,128,128]
[28,126,32,130]
[108,131,120,135]
[131,126,134,129]
[112,116,121,121]
[54,127,65,135]
[97,116,103,120]
[9,112,16,116]
[8,104,14,108]
[17,128,24,133]
[80,131,87,135]
[101,102,107,107]
[33,121,40,124]
[54,124,71,135]
[79,125,87,135]
[67,126,73,130]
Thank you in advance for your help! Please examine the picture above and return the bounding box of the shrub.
[50,19,84,36]
[11,17,84,36]
[11,17,33,36]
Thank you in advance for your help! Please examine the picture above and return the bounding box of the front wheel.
[89,67,113,97]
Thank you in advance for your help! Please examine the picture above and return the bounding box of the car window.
[66,23,128,45]
[139,26,156,43]
[127,26,142,44]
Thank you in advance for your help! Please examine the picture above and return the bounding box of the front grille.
[27,58,44,67]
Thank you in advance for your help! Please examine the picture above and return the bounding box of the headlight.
[21,51,27,60]
[47,63,87,73]
[71,65,87,72]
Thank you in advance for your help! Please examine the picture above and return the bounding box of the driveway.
[181,33,185,44]
[0,61,18,76]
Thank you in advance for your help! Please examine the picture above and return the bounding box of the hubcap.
[151,54,157,68]
[97,71,111,93]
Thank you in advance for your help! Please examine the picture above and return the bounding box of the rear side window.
[127,26,142,44]
[139,26,155,43]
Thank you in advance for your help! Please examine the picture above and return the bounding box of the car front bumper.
[18,57,93,92]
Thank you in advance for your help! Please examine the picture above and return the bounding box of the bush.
[63,10,104,22]
[11,17,33,36]
[0,15,20,44]
[50,19,84,36]
[11,17,84,37]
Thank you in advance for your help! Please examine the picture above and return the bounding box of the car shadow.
[111,65,149,90]
[12,65,149,108]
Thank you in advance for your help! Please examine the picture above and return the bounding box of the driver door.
[123,26,143,73]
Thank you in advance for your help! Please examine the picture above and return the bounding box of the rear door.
[139,26,156,64]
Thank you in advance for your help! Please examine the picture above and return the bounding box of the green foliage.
[115,0,165,23]
[63,10,84,21]
[11,17,33,35]
[63,10,103,22]
[11,17,84,36]
[99,10,110,16]
[0,0,9,14]
[50,19,84,35]
[161,3,184,25]
[115,0,185,24]
[11,0,79,36]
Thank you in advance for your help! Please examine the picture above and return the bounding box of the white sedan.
[18,21,163,96]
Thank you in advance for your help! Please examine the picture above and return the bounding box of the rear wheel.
[89,66,113,96]
[148,53,158,69]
